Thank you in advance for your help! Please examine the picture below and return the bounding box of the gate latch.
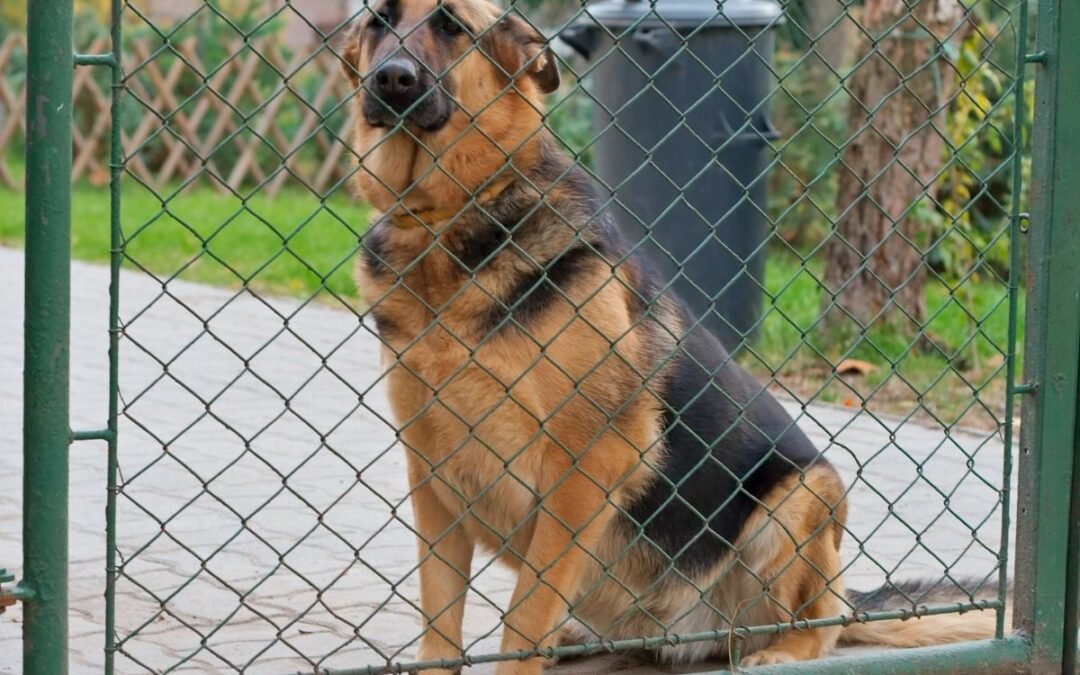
[0,568,34,614]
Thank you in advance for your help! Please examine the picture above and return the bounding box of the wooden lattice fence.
[0,34,27,189]
[0,32,354,196]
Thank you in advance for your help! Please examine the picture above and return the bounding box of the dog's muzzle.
[363,57,452,131]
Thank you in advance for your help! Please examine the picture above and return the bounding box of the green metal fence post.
[22,0,74,673]
[103,0,123,671]
[1015,0,1080,670]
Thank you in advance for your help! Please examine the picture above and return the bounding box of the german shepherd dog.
[340,1,1001,672]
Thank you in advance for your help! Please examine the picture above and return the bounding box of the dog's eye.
[431,8,463,36]
[369,11,392,31]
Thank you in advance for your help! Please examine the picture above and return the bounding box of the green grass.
[743,247,1024,428]
[0,173,1021,428]
[0,174,370,301]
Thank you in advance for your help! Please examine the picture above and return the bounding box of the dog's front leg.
[409,472,474,675]
[494,453,619,675]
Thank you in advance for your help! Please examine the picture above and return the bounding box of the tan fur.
[841,607,1010,648]
[343,0,552,218]
[342,3,1001,672]
[374,252,663,674]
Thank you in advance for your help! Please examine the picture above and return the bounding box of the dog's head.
[341,0,561,214]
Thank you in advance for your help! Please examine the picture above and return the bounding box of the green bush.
[930,28,1033,283]
[546,82,596,168]
[767,48,848,250]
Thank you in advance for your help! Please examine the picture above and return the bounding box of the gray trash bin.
[560,0,782,350]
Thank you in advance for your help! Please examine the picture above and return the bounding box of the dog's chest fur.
[354,206,665,549]
[355,220,574,544]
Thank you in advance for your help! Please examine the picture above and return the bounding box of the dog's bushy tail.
[840,577,1010,648]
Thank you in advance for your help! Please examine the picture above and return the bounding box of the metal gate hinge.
[73,52,118,67]
[0,568,35,614]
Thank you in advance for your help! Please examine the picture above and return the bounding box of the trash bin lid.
[574,0,784,28]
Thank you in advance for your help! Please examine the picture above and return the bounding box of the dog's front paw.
[739,648,798,668]
[492,656,551,675]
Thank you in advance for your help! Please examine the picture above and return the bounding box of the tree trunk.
[804,0,853,76]
[821,0,966,329]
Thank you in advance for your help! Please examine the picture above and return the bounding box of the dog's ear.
[482,13,560,94]
[340,20,364,87]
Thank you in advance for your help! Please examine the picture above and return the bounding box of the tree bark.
[804,0,853,76]
[822,0,966,329]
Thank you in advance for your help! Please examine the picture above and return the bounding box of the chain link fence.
[3,0,1041,671]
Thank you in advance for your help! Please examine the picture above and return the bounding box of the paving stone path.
[0,247,1014,674]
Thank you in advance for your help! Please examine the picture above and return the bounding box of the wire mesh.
[91,0,1030,671]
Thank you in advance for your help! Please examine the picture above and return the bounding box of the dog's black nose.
[372,59,421,109]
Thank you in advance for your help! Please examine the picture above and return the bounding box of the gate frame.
[1016,0,1080,672]
[6,0,1079,671]
[20,0,74,673]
